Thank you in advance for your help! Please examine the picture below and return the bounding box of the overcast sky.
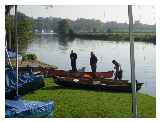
[17,5,155,25]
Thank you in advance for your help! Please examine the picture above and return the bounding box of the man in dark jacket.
[90,52,98,79]
[112,60,122,80]
[70,50,77,72]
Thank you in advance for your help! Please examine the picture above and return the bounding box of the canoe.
[55,76,144,92]
[43,68,113,79]
[5,66,45,99]
[5,99,54,118]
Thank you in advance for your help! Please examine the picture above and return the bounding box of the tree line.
[5,10,156,50]
[33,17,155,33]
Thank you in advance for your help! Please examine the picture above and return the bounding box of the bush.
[22,53,37,61]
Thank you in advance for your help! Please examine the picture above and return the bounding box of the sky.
[17,5,155,25]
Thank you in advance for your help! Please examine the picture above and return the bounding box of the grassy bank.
[7,53,57,69]
[22,78,156,118]
[73,32,156,44]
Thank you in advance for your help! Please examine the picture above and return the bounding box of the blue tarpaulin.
[5,66,44,99]
[5,49,54,118]
[6,99,54,118]
[5,49,22,59]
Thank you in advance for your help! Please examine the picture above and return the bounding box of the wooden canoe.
[55,76,143,92]
[43,68,113,79]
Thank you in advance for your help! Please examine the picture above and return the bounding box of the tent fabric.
[5,99,54,118]
[5,49,22,60]
[5,67,45,99]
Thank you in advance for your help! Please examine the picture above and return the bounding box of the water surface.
[24,35,156,97]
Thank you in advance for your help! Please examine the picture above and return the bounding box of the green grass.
[22,78,156,118]
[74,32,156,44]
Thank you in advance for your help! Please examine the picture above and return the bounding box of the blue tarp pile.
[5,99,54,118]
[5,67,54,118]
[5,49,54,118]
[5,66,45,99]
[5,49,22,60]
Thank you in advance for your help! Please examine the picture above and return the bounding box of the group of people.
[70,50,122,80]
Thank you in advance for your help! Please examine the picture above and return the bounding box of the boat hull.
[43,68,113,78]
[55,77,143,92]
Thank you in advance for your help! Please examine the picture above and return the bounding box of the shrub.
[22,53,37,61]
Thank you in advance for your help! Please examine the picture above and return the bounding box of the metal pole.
[15,5,19,97]
[128,5,138,118]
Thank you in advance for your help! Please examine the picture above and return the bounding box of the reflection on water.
[25,35,156,97]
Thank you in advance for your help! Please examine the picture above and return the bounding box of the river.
[24,34,156,97]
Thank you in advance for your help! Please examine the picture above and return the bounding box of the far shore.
[34,32,156,44]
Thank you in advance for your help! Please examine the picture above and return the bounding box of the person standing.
[112,60,122,80]
[70,50,77,72]
[90,52,98,79]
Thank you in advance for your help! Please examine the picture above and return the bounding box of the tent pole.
[15,5,19,97]
[128,5,138,118]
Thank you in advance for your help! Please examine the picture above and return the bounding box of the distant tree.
[30,17,155,34]
[34,17,43,33]
[107,28,112,33]
[57,19,71,36]
[68,29,74,36]
[93,28,97,33]
[5,12,33,51]
[17,12,33,43]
